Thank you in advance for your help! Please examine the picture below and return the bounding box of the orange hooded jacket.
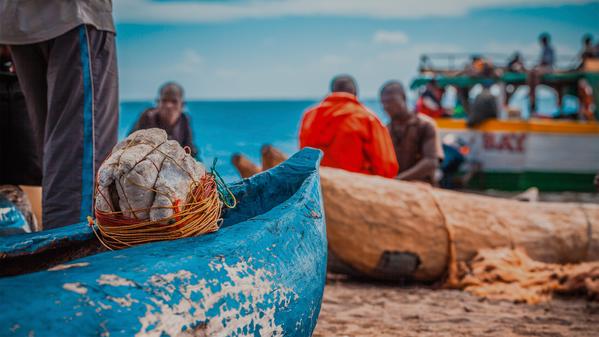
[299,92,399,178]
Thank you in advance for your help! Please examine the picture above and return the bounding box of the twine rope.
[89,137,236,250]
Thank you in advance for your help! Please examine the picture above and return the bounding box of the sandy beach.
[314,275,599,337]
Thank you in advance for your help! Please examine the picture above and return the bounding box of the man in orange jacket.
[299,75,399,178]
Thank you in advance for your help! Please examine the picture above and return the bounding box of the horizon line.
[120,96,385,102]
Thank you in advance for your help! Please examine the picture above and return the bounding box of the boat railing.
[419,52,579,74]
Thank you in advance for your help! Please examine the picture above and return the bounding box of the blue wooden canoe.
[0,148,327,337]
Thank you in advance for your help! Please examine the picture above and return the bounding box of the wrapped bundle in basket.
[93,128,230,250]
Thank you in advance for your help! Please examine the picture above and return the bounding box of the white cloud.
[173,49,203,72]
[182,49,203,65]
[114,0,587,23]
[373,30,409,44]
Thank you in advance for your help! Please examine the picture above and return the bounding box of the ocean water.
[119,99,388,182]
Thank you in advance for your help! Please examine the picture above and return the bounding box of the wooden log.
[321,167,599,282]
[321,167,449,281]
[435,189,591,264]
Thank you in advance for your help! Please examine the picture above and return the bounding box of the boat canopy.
[410,71,599,120]
[410,71,598,90]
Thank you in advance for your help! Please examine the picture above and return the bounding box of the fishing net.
[451,247,599,304]
[89,129,235,250]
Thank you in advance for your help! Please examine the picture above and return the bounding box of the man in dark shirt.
[381,81,444,184]
[130,82,199,160]
[538,33,555,68]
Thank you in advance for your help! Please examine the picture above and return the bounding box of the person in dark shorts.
[0,1,119,229]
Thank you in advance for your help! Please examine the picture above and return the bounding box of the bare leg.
[527,69,539,114]
[231,145,289,178]
[261,144,288,170]
[231,153,261,178]
[555,84,563,115]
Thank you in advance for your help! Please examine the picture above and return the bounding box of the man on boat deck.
[578,34,597,69]
[382,81,444,184]
[299,75,398,178]
[0,1,119,229]
[130,82,200,160]
[528,33,555,114]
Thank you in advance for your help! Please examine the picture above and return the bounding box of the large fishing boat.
[411,53,599,191]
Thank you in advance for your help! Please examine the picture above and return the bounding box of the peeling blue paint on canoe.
[0,222,91,257]
[0,148,327,337]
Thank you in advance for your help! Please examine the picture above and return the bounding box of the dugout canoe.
[321,167,599,282]
[0,148,327,337]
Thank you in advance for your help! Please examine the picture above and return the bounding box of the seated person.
[299,75,398,178]
[528,33,555,114]
[130,82,199,159]
[507,52,526,73]
[504,52,526,105]
[416,80,446,118]
[578,34,597,69]
[467,81,499,127]
[465,55,496,77]
[381,81,444,184]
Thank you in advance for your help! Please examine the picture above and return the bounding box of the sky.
[114,0,599,100]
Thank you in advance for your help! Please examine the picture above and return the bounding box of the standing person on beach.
[0,1,119,229]
[382,81,444,184]
[130,82,200,160]
[299,75,398,178]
